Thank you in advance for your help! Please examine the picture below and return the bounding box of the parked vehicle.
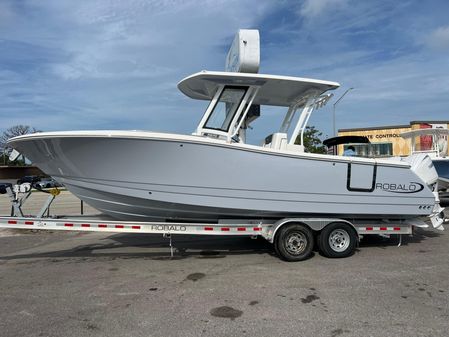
[0,182,12,194]
[35,178,63,189]
[16,175,41,185]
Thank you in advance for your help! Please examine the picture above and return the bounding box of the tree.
[294,125,327,154]
[1,125,38,165]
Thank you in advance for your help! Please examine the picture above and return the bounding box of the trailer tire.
[318,222,357,258]
[274,223,314,262]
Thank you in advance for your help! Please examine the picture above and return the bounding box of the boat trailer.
[0,183,445,262]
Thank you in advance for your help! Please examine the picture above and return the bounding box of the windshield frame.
[202,85,249,133]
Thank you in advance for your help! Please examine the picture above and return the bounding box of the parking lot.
[0,192,448,337]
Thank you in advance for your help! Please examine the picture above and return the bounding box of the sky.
[1,0,448,144]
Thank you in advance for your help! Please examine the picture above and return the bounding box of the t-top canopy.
[178,71,340,107]
[401,128,449,139]
[323,136,370,148]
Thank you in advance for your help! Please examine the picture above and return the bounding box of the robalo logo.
[375,182,424,193]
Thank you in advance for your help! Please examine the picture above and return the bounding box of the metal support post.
[163,233,174,258]
[332,87,354,136]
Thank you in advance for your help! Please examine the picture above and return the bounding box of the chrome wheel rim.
[328,229,350,252]
[285,232,307,255]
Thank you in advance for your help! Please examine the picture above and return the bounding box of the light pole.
[333,87,354,137]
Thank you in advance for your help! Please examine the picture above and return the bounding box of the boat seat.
[262,133,304,153]
[263,133,288,150]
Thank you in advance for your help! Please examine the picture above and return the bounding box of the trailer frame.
[0,183,440,261]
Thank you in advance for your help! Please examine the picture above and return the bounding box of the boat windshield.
[204,86,247,132]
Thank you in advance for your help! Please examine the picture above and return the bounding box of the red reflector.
[221,227,230,231]
[380,227,387,231]
[81,224,90,228]
[115,225,124,229]
[24,221,34,225]
[8,220,17,224]
[253,227,261,231]
[64,223,73,227]
[394,227,401,231]
[237,227,246,231]
[366,227,373,231]
[98,224,107,228]
[204,227,213,231]
[131,226,140,229]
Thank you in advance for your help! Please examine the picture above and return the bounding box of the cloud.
[426,26,449,51]
[251,0,449,140]
[0,1,15,24]
[1,0,449,145]
[299,0,347,18]
[0,0,271,135]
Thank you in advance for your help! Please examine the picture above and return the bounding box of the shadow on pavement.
[359,227,442,248]
[0,227,443,261]
[0,234,275,261]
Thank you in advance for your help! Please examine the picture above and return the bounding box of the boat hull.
[9,132,438,221]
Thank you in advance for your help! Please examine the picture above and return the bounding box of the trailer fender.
[267,218,357,243]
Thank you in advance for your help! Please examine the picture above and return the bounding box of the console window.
[204,87,247,132]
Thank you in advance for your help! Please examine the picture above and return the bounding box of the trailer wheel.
[274,223,314,262]
[318,222,357,258]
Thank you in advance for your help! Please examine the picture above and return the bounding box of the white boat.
[7,70,443,225]
[6,31,444,229]
[401,128,449,191]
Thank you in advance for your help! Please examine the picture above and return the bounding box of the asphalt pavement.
[0,193,448,337]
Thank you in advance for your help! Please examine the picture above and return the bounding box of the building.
[337,120,449,157]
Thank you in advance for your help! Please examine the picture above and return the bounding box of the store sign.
[365,133,401,140]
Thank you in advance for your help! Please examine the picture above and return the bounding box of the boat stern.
[402,153,445,230]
